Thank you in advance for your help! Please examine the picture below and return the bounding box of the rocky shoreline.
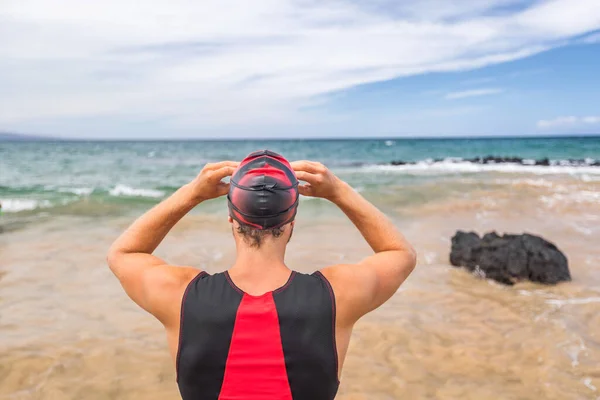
[388,156,600,167]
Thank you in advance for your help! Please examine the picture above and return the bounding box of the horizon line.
[2,132,600,142]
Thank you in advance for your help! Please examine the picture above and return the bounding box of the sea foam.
[541,191,600,207]
[546,297,600,306]
[109,184,165,198]
[360,160,600,176]
[0,199,51,213]
[58,187,94,196]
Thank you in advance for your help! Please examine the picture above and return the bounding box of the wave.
[357,157,600,175]
[108,184,165,198]
[0,199,51,213]
[0,185,167,214]
[546,297,600,306]
[541,191,600,207]
[388,156,600,167]
[58,187,95,196]
[494,178,555,187]
[1,184,166,198]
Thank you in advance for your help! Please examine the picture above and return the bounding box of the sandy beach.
[2,163,599,399]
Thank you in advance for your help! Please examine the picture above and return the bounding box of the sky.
[1,0,600,139]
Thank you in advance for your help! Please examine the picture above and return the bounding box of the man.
[107,150,416,400]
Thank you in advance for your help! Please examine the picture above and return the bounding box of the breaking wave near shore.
[354,156,600,176]
[2,158,599,215]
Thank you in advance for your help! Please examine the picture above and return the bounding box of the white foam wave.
[109,184,164,198]
[570,224,594,236]
[583,378,597,392]
[517,290,533,296]
[558,338,587,367]
[581,174,600,182]
[0,198,51,213]
[518,289,556,298]
[359,160,600,176]
[495,178,555,187]
[422,252,437,265]
[541,191,600,207]
[58,187,94,196]
[546,297,600,306]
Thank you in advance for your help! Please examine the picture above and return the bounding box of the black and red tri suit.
[176,270,340,400]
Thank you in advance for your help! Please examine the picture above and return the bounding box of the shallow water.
[1,168,599,399]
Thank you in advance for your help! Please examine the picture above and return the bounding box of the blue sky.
[1,0,599,139]
[313,41,600,137]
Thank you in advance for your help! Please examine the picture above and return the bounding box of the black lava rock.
[536,158,550,166]
[390,160,407,165]
[450,231,571,285]
[386,157,599,167]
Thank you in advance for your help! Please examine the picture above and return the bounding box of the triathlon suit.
[176,270,340,400]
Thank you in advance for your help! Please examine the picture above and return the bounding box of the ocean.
[1,137,600,399]
[1,137,600,217]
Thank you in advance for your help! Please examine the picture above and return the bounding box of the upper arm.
[322,249,417,324]
[107,251,201,326]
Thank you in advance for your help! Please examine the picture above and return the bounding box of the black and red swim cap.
[228,150,299,230]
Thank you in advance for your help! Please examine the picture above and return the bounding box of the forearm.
[331,182,414,255]
[109,184,199,257]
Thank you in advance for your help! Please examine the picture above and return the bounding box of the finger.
[216,182,230,197]
[211,166,237,181]
[298,184,314,196]
[205,161,240,171]
[290,161,322,174]
[294,170,320,185]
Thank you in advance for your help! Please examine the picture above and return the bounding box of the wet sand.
[1,174,599,399]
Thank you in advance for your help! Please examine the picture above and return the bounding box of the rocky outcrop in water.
[450,231,571,285]
[389,157,600,167]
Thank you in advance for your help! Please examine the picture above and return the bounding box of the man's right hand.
[188,161,239,203]
[290,161,347,201]
[292,159,416,325]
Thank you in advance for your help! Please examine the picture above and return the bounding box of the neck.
[230,241,290,280]
[228,244,291,295]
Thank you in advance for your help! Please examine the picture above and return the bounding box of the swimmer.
[107,150,417,399]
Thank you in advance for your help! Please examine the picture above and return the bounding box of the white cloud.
[460,77,497,86]
[582,116,600,124]
[536,116,578,128]
[445,88,504,100]
[582,32,600,43]
[537,115,600,128]
[1,0,600,137]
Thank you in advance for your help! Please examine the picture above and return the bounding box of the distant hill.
[0,132,57,141]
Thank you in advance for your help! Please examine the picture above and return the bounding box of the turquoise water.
[1,137,599,216]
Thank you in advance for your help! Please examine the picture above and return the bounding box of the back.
[177,271,339,400]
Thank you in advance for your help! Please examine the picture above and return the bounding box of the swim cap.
[228,150,299,230]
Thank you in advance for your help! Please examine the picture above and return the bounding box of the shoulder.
[317,264,379,325]
[318,264,377,297]
[143,265,203,325]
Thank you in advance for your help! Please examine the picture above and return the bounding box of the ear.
[228,216,233,224]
